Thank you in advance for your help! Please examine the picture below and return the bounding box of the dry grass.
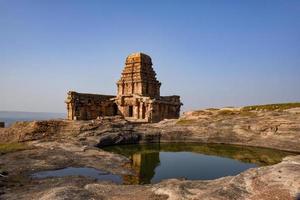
[0,142,28,155]
[242,102,300,111]
[217,110,237,116]
[190,110,213,116]
[176,119,198,125]
[216,110,257,117]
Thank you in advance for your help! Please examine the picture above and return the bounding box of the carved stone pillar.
[134,102,139,119]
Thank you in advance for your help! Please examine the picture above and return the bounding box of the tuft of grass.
[0,143,28,155]
[242,102,300,111]
[191,110,211,116]
[176,119,198,125]
[217,110,257,117]
[205,108,219,111]
[217,110,237,116]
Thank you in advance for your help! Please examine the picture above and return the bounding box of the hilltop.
[0,103,299,200]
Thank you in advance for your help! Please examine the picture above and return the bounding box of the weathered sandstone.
[0,106,299,199]
[66,53,182,123]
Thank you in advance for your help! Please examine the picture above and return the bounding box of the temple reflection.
[123,152,160,184]
[103,143,296,184]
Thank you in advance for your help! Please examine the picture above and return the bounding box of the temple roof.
[126,52,152,64]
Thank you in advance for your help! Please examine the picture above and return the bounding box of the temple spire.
[117,52,161,97]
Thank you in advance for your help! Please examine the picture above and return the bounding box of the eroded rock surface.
[0,108,299,200]
[1,153,299,200]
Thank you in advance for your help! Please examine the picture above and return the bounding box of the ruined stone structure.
[65,52,182,122]
[0,122,4,128]
[65,92,117,120]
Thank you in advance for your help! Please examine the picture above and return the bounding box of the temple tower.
[117,52,161,98]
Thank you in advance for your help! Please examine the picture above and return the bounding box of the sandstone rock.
[0,106,299,199]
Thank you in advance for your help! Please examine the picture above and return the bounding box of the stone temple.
[65,52,182,122]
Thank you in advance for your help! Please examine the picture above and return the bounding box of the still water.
[104,143,295,184]
[31,143,295,185]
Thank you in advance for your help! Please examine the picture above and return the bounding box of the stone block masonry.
[65,52,182,122]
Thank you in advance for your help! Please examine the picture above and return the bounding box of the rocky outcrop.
[95,107,300,152]
[0,107,299,152]
[0,106,299,200]
[146,107,300,152]
[151,155,300,200]
[1,153,299,200]
[0,116,128,143]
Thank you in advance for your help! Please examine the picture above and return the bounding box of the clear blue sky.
[1,0,299,113]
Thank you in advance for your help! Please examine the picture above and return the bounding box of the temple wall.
[113,95,181,122]
[114,96,150,121]
[66,92,182,122]
[150,98,181,122]
[65,91,117,120]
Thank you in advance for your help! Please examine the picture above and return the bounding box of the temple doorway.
[142,105,146,119]
[113,103,118,115]
[128,106,133,117]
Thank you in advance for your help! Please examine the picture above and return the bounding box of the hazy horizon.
[0,110,66,127]
[1,0,299,113]
[0,110,66,114]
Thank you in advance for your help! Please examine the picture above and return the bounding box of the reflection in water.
[104,143,296,184]
[124,152,160,184]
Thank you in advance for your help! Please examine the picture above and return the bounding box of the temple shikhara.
[65,52,182,122]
